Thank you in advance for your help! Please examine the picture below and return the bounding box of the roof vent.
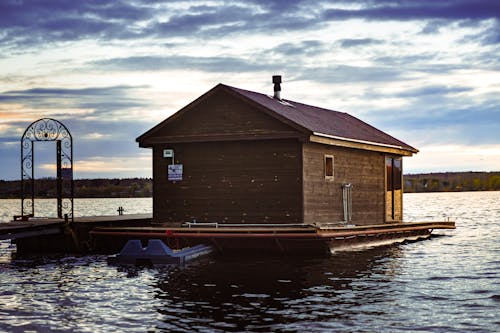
[272,75,281,100]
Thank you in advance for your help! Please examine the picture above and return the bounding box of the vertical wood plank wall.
[153,140,303,224]
[302,142,385,225]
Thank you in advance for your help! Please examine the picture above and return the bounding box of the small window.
[325,155,334,179]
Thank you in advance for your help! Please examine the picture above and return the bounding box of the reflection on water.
[152,247,404,332]
[0,192,499,332]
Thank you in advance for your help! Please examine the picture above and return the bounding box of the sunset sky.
[0,0,499,180]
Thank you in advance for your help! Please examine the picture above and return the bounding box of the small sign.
[163,149,174,158]
[168,164,183,181]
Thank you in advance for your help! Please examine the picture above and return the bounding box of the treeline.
[1,172,499,198]
[404,172,500,193]
[0,178,152,198]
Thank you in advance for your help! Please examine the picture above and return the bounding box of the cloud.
[367,101,500,148]
[475,21,500,45]
[91,55,275,73]
[270,40,326,56]
[323,1,500,21]
[1,0,498,53]
[40,154,151,175]
[373,54,441,69]
[296,65,407,83]
[405,144,500,173]
[0,85,150,120]
[395,85,473,98]
[0,117,154,180]
[0,1,154,47]
[420,20,448,34]
[0,84,160,180]
[1,1,320,48]
[338,38,383,48]
[149,5,252,36]
[83,133,111,140]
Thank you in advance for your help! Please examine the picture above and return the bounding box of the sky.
[0,0,499,180]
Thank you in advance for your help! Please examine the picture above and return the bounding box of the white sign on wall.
[168,164,183,181]
[163,149,174,158]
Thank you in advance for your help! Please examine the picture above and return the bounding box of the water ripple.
[1,192,499,332]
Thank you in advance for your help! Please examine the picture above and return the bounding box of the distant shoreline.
[404,171,500,193]
[1,172,499,198]
[0,178,152,199]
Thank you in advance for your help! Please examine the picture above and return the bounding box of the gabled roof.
[137,83,418,155]
[225,84,417,154]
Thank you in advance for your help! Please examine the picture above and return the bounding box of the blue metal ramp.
[107,239,213,265]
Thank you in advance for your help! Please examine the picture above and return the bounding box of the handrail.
[182,221,315,229]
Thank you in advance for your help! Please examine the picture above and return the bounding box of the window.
[325,155,334,179]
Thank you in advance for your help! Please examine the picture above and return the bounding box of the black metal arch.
[21,118,74,221]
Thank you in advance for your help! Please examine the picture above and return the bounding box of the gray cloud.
[360,86,500,146]
[396,85,473,98]
[419,20,449,34]
[477,22,500,45]
[91,55,275,73]
[0,85,150,118]
[0,85,156,180]
[296,65,407,83]
[0,1,155,48]
[339,38,383,48]
[90,54,413,85]
[323,1,500,21]
[2,0,498,51]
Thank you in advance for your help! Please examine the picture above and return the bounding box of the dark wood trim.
[141,131,305,146]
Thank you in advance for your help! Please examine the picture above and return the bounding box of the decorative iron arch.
[21,118,74,221]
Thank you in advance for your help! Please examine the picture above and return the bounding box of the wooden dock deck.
[1,213,152,254]
[0,214,152,239]
[2,215,454,255]
[0,219,65,240]
[90,221,455,254]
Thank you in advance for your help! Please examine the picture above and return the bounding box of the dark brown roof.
[224,84,418,153]
[137,83,417,154]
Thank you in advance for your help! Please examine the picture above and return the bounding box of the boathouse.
[137,77,418,226]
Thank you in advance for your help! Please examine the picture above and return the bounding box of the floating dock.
[90,220,456,254]
[1,214,454,255]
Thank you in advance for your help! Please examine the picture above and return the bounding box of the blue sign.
[168,164,183,181]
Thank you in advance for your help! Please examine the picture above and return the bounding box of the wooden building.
[137,77,418,226]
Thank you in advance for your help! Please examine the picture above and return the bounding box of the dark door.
[385,156,402,222]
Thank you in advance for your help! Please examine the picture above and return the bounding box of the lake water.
[0,192,498,332]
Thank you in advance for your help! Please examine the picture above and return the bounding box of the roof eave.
[310,132,418,156]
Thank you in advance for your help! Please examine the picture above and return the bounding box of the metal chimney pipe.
[272,75,281,100]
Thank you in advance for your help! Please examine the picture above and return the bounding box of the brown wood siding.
[153,140,303,225]
[150,89,299,141]
[302,143,385,226]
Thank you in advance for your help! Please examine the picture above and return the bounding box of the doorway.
[385,156,402,222]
